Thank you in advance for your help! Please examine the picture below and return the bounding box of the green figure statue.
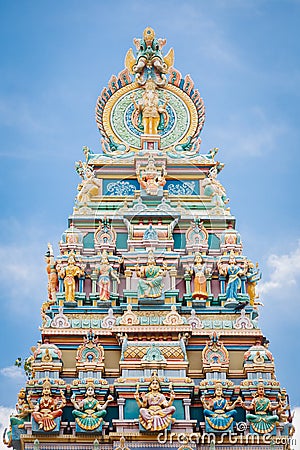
[71,383,113,431]
[242,384,279,434]
[135,251,167,299]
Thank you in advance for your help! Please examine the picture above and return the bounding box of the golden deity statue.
[58,252,85,302]
[131,80,169,135]
[190,252,209,300]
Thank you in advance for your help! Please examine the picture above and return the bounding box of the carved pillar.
[91,272,98,293]
[117,397,126,420]
[184,272,192,295]
[206,275,212,295]
[219,275,226,295]
[79,276,85,293]
[112,278,118,295]
[169,267,177,290]
[183,398,191,420]
[125,269,132,290]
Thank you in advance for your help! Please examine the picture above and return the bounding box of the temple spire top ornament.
[125,27,174,86]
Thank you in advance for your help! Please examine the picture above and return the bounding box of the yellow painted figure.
[58,253,84,302]
[191,253,208,300]
[131,80,169,135]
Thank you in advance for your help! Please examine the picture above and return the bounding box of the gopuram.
[4,27,294,450]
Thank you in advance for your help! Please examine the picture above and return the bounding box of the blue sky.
[1,0,300,445]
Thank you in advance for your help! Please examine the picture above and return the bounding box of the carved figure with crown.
[71,382,113,432]
[75,161,101,204]
[30,380,66,432]
[125,26,174,86]
[241,384,279,435]
[58,252,85,302]
[4,388,32,447]
[203,164,229,211]
[44,243,58,302]
[94,250,120,301]
[131,80,169,135]
[135,372,176,431]
[135,251,167,299]
[136,156,166,196]
[218,252,248,307]
[202,383,241,433]
[191,252,210,300]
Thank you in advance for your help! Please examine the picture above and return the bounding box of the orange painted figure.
[31,380,66,432]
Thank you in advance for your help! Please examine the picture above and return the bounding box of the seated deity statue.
[31,380,66,432]
[4,388,32,446]
[241,384,279,434]
[202,383,241,433]
[76,164,101,204]
[95,250,120,301]
[135,372,176,431]
[71,383,113,431]
[58,252,85,302]
[135,251,167,299]
[136,156,166,196]
[203,166,229,209]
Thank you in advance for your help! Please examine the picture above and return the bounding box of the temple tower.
[4,27,294,450]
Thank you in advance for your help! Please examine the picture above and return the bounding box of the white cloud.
[0,366,26,381]
[291,407,300,450]
[259,241,300,296]
[0,406,14,450]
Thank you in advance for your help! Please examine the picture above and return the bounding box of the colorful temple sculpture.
[4,27,294,450]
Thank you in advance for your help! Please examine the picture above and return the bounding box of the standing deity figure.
[95,251,120,301]
[218,253,247,303]
[246,260,262,306]
[136,156,166,196]
[71,383,113,431]
[203,165,229,209]
[202,383,241,433]
[135,372,176,432]
[31,380,66,432]
[135,251,167,299]
[191,253,209,300]
[58,252,85,302]
[45,243,58,302]
[241,384,279,434]
[131,80,169,135]
[75,161,101,204]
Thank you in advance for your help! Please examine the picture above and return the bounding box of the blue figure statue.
[202,383,241,433]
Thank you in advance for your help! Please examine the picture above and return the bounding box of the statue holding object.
[71,383,113,431]
[44,243,58,302]
[58,252,85,302]
[135,251,167,299]
[131,80,169,135]
[218,253,247,303]
[31,380,66,432]
[95,250,120,301]
[202,383,241,433]
[190,253,210,300]
[135,372,176,431]
[136,156,166,196]
[241,384,279,434]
